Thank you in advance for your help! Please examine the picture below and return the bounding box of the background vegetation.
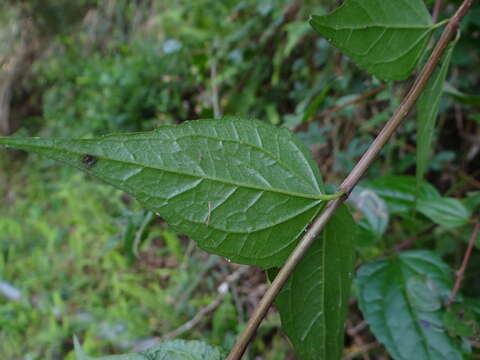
[0,0,479,359]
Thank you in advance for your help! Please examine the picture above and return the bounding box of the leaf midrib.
[312,21,433,31]
[106,131,321,193]
[2,141,324,201]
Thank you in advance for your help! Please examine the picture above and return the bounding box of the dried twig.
[226,1,476,358]
[449,222,479,304]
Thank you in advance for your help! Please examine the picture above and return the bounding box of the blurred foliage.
[0,0,479,359]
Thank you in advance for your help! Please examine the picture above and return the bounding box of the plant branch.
[449,222,479,304]
[226,1,476,359]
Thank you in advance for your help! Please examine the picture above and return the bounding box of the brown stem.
[449,222,480,304]
[226,1,476,359]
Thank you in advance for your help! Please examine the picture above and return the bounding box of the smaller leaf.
[417,43,455,192]
[310,0,434,80]
[74,338,224,360]
[270,205,357,360]
[357,251,465,360]
[417,198,471,228]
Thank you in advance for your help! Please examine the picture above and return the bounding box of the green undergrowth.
[0,154,291,359]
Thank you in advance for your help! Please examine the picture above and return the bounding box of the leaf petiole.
[317,190,345,201]
[432,18,450,30]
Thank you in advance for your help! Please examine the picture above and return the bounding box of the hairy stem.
[226,1,476,359]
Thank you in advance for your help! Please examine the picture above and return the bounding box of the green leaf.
[417,198,471,228]
[367,175,440,214]
[349,186,389,236]
[270,205,356,360]
[0,118,334,268]
[310,0,434,80]
[417,43,455,192]
[357,251,465,360]
[74,337,224,359]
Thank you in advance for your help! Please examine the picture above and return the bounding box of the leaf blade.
[357,251,465,360]
[0,118,326,268]
[417,197,471,228]
[271,205,357,360]
[417,43,456,192]
[310,0,434,80]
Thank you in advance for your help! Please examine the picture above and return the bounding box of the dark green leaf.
[417,198,471,228]
[367,175,440,214]
[0,118,334,268]
[357,251,465,360]
[310,0,434,80]
[417,43,455,192]
[270,205,356,360]
[74,337,224,359]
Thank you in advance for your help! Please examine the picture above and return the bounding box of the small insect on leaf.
[81,154,98,169]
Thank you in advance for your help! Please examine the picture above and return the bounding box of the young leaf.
[74,337,224,359]
[0,118,334,268]
[417,43,456,192]
[417,198,471,228]
[357,251,465,360]
[269,205,356,360]
[310,0,434,80]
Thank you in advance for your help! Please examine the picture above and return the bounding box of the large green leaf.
[0,118,334,268]
[417,43,455,191]
[74,338,224,359]
[270,205,356,360]
[357,251,465,360]
[310,0,434,80]
[417,198,471,228]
